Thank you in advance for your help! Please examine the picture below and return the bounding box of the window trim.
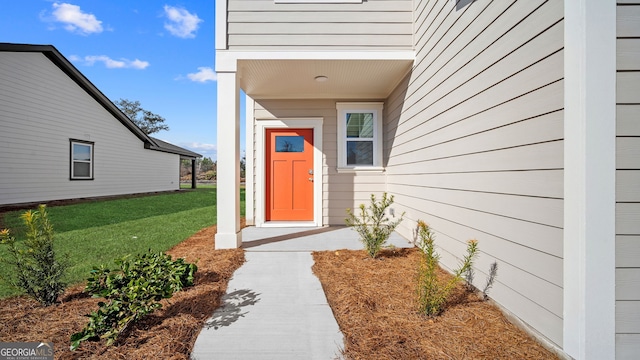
[336,102,384,172]
[70,139,94,180]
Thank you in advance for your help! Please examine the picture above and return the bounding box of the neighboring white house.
[215,1,637,359]
[0,43,201,207]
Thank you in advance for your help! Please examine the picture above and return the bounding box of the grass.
[0,186,244,298]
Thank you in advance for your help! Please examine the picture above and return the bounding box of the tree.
[240,155,246,179]
[200,157,215,172]
[115,98,169,135]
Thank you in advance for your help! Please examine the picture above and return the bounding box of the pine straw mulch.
[312,247,560,360]
[0,225,245,359]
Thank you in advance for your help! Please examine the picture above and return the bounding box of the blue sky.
[0,1,244,160]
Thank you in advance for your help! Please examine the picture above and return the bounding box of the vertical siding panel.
[384,0,564,347]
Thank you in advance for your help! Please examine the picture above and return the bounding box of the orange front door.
[266,129,314,221]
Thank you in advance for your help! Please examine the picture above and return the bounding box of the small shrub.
[0,205,67,306]
[345,192,404,258]
[416,220,478,317]
[204,170,216,180]
[70,251,197,350]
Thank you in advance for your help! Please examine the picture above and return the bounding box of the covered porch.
[214,51,413,249]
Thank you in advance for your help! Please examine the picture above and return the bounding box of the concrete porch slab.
[241,225,414,252]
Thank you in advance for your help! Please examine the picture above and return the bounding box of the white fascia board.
[215,50,415,72]
[215,0,227,50]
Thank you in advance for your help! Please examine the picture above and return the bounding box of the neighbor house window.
[70,140,94,180]
[336,102,384,171]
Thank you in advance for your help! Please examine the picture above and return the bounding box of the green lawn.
[0,186,244,298]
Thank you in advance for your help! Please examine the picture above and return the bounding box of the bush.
[70,251,197,350]
[416,220,478,317]
[0,205,67,306]
[345,192,404,258]
[204,170,216,180]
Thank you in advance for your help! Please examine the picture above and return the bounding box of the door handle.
[308,178,314,182]
[308,169,314,175]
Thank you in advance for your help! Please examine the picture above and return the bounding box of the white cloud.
[187,67,217,83]
[181,142,217,159]
[130,59,150,69]
[51,2,103,35]
[163,5,202,38]
[185,142,217,152]
[80,55,149,69]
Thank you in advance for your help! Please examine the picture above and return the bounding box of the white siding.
[0,52,180,206]
[252,99,386,225]
[227,0,413,50]
[616,2,640,357]
[384,0,564,346]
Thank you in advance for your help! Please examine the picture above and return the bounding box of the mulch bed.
[1,225,559,359]
[0,225,245,359]
[312,247,560,360]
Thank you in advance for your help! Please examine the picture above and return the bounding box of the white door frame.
[255,118,323,227]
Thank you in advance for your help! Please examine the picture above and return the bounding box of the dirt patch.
[0,224,245,359]
[312,247,559,360]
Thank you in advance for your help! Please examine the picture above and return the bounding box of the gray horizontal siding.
[617,4,640,37]
[618,105,640,135]
[616,3,640,358]
[617,334,640,360]
[0,52,179,206]
[227,0,413,50]
[253,99,386,225]
[384,0,564,346]
[617,236,640,268]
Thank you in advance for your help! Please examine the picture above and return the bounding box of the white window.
[336,102,384,172]
[70,140,94,180]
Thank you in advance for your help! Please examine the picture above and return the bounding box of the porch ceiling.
[237,59,413,100]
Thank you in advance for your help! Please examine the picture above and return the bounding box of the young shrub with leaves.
[0,205,67,306]
[416,220,478,317]
[345,192,404,258]
[70,251,197,350]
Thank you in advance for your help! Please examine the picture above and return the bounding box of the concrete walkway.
[190,226,413,360]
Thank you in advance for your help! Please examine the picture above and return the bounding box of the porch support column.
[191,159,197,189]
[564,0,616,358]
[215,70,242,249]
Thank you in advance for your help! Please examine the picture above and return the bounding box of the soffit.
[238,59,413,99]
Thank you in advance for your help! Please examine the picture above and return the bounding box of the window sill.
[336,166,385,173]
